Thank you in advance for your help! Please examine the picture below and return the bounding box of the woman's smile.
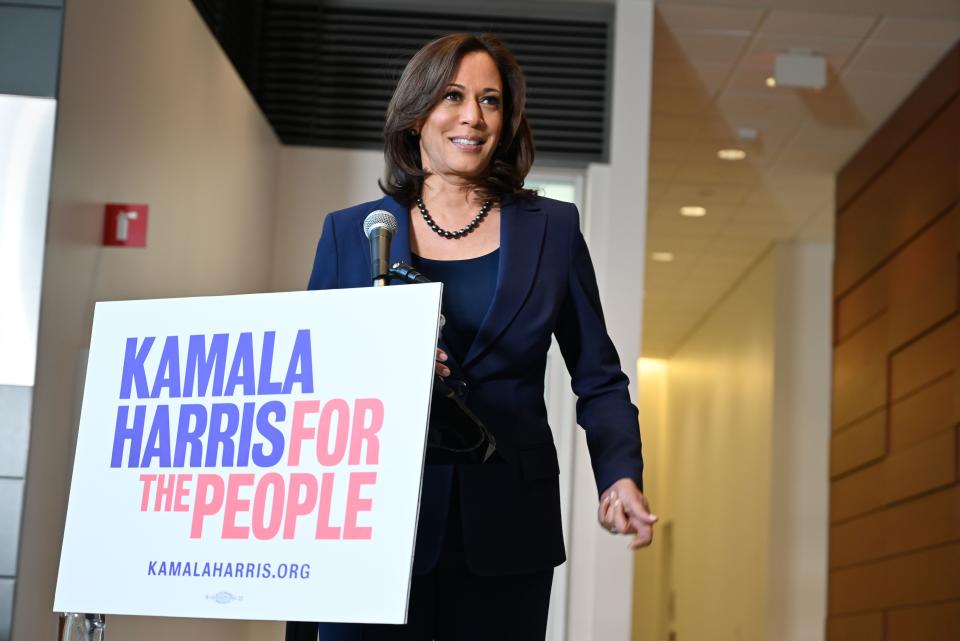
[449,135,487,152]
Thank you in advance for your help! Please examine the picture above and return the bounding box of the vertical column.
[567,1,654,640]
[0,1,64,639]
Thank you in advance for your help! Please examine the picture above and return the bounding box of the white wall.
[13,1,282,640]
[767,242,831,641]
[631,242,832,641]
[660,250,777,641]
[271,146,384,292]
[567,1,654,640]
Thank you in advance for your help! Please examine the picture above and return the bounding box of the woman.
[300,33,655,641]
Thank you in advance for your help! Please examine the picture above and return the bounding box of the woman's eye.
[481,96,501,107]
[444,90,463,101]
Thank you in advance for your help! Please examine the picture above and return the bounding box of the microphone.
[363,210,398,286]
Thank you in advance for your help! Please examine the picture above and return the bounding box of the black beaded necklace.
[416,196,493,240]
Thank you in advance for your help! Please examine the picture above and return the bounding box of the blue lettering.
[111,405,145,468]
[119,337,155,399]
[257,331,283,395]
[174,404,207,467]
[253,401,285,467]
[236,402,255,467]
[224,332,255,396]
[150,337,181,398]
[184,333,228,397]
[282,329,314,394]
[141,406,172,468]
[206,403,239,467]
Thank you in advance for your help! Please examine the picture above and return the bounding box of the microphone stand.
[58,613,106,641]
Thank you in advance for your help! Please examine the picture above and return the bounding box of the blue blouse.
[411,249,500,364]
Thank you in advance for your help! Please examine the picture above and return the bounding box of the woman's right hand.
[436,348,450,378]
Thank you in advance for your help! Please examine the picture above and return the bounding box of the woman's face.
[418,50,504,185]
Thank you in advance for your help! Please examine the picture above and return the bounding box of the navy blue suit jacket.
[307,193,643,576]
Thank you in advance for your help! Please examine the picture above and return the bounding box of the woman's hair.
[380,33,537,204]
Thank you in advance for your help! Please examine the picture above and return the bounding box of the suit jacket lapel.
[385,196,412,267]
[462,198,546,370]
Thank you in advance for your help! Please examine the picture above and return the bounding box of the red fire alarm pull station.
[103,203,148,247]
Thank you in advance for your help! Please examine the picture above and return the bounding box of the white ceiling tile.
[759,10,876,39]
[644,232,715,254]
[694,115,750,142]
[685,140,783,168]
[848,41,953,74]
[725,63,779,92]
[651,200,737,221]
[655,31,752,64]
[745,181,832,214]
[735,205,807,224]
[757,170,834,195]
[652,89,715,117]
[650,114,706,142]
[660,182,750,207]
[650,138,693,163]
[785,124,866,152]
[649,161,680,184]
[654,60,732,95]
[656,4,764,33]
[872,17,960,43]
[706,233,772,256]
[773,145,853,173]
[648,216,727,238]
[723,217,799,239]
[647,181,670,203]
[715,90,809,123]
[672,158,762,186]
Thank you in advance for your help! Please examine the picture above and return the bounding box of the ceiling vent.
[196,1,613,164]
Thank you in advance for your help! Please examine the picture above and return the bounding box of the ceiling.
[641,2,960,357]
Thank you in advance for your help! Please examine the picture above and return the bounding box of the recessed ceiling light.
[765,76,777,88]
[680,206,707,217]
[651,252,674,262]
[717,148,747,161]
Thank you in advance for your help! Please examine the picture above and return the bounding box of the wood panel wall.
[828,45,960,641]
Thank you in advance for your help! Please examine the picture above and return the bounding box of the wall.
[827,45,960,641]
[0,2,63,639]
[12,1,282,640]
[768,242,832,641]
[632,241,832,641]
[566,1,654,639]
[651,250,777,641]
[271,146,384,292]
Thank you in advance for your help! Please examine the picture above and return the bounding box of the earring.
[408,128,420,137]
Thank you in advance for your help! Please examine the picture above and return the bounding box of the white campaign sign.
[55,284,442,623]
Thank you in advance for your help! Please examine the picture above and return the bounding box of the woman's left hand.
[435,348,451,378]
[598,478,657,550]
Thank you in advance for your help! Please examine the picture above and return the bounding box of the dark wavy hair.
[379,33,537,205]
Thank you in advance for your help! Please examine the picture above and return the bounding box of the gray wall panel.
[0,5,63,97]
[0,481,23,577]
[0,0,62,7]
[0,578,12,641]
[0,387,31,478]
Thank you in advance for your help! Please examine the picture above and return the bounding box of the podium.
[54,285,444,631]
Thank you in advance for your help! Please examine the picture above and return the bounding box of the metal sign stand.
[58,613,106,641]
